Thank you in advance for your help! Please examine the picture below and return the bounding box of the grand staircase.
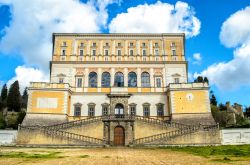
[19,115,218,146]
[19,117,105,145]
[133,116,218,145]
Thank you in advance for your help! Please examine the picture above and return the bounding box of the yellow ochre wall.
[172,90,209,114]
[30,91,65,114]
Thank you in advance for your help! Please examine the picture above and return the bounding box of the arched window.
[114,72,124,87]
[74,103,82,116]
[141,72,150,87]
[128,72,137,87]
[89,72,97,87]
[88,103,95,117]
[101,72,110,87]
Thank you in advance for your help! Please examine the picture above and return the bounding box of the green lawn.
[161,145,250,163]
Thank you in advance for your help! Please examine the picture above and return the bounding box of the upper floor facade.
[52,33,185,62]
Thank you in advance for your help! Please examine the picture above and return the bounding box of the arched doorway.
[114,126,125,146]
[115,103,124,118]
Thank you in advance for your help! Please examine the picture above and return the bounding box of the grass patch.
[0,151,63,159]
[79,155,89,158]
[163,145,250,158]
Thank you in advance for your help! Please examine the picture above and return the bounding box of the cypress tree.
[7,81,22,112]
[1,84,8,101]
[22,87,28,109]
[210,91,217,106]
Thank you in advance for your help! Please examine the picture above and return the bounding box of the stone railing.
[44,116,103,130]
[102,114,135,121]
[169,82,209,89]
[30,82,70,89]
[19,125,104,145]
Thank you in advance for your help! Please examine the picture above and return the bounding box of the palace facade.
[21,33,216,146]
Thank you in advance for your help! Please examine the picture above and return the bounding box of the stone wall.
[221,128,250,145]
[0,130,17,145]
[64,121,103,139]
[171,113,216,125]
[22,113,67,126]
[134,120,177,139]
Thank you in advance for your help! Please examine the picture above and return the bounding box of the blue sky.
[0,0,250,107]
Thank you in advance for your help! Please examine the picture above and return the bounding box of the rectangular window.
[62,42,66,46]
[155,49,159,56]
[156,78,161,87]
[142,49,146,56]
[80,42,84,47]
[92,49,96,56]
[130,106,136,115]
[76,78,82,88]
[172,50,176,56]
[105,50,109,56]
[129,49,133,56]
[74,107,81,116]
[155,43,158,47]
[102,107,108,116]
[59,78,64,83]
[118,42,121,47]
[117,49,121,56]
[157,105,164,116]
[174,78,180,83]
[89,107,95,117]
[80,49,84,56]
[92,42,96,47]
[130,42,133,47]
[105,42,109,46]
[143,106,150,117]
[142,42,146,47]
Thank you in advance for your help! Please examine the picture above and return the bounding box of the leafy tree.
[7,81,22,112]
[246,107,250,118]
[0,112,6,129]
[204,77,209,84]
[219,103,227,111]
[16,111,26,125]
[21,87,28,109]
[210,91,217,106]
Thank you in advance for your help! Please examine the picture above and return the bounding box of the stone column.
[111,68,115,87]
[87,40,90,55]
[97,68,102,91]
[84,68,89,92]
[124,68,128,87]
[137,68,141,92]
[150,68,154,91]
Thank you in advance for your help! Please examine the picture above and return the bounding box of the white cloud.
[7,66,49,92]
[220,7,250,48]
[192,53,202,65]
[0,0,119,89]
[109,1,201,38]
[196,6,250,90]
[0,0,116,72]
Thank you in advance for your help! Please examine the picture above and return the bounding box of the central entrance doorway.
[114,126,125,146]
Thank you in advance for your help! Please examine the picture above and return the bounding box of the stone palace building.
[19,33,217,146]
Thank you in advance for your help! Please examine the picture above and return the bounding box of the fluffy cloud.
[192,53,202,65]
[0,0,116,71]
[220,7,250,48]
[196,6,250,90]
[7,66,49,92]
[109,1,201,38]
